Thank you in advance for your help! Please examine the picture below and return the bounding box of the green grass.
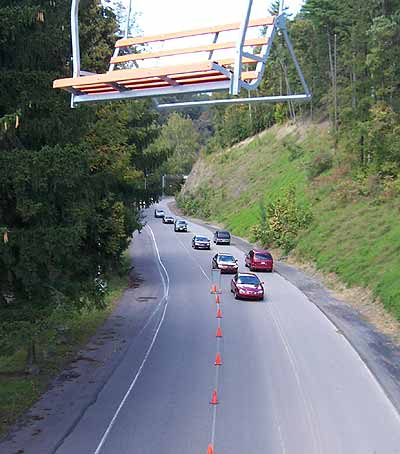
[0,255,130,438]
[179,122,400,322]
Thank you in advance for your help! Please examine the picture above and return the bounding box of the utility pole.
[327,31,338,140]
[333,33,338,135]
[161,174,166,198]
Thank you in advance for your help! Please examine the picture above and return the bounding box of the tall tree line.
[205,0,400,173]
[0,0,167,362]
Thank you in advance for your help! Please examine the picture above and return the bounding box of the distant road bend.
[55,200,400,454]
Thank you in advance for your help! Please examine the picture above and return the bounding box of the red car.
[245,249,273,272]
[231,273,264,300]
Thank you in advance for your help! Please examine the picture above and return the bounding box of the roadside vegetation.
[178,121,400,322]
[178,0,400,324]
[0,253,130,437]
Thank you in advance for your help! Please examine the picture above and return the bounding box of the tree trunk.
[26,339,40,375]
[327,31,338,147]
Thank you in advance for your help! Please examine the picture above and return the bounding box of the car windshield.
[237,275,260,285]
[218,255,235,263]
[255,253,272,260]
[196,236,209,241]
[177,221,186,225]
[217,232,230,238]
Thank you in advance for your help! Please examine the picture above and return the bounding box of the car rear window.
[237,275,260,285]
[255,253,272,260]
[177,220,186,225]
[217,231,230,238]
[196,236,209,241]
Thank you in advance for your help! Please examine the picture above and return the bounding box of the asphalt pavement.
[4,201,400,454]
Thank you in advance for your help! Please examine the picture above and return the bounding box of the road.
[54,200,400,454]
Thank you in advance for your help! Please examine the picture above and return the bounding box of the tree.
[0,0,167,367]
[154,113,201,176]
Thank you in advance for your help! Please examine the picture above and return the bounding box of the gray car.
[213,230,231,245]
[174,219,188,232]
[192,235,211,249]
[163,215,175,224]
[154,209,165,218]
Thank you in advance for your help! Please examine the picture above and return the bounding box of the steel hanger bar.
[156,94,312,109]
[231,0,254,95]
[125,0,133,38]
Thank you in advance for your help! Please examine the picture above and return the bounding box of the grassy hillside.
[178,121,400,322]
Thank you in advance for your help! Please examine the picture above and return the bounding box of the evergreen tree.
[0,0,166,364]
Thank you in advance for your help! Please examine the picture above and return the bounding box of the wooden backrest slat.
[111,37,268,64]
[212,56,258,65]
[241,71,258,79]
[115,17,275,47]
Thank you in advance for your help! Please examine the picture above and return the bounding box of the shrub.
[252,189,313,253]
[283,138,304,161]
[177,189,213,219]
[306,150,333,179]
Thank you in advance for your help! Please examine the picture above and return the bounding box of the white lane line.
[176,236,210,282]
[93,225,170,454]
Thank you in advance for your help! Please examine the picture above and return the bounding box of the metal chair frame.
[65,0,311,108]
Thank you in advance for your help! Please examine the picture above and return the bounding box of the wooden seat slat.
[54,61,216,89]
[111,37,268,64]
[115,17,275,47]
[84,74,231,93]
[74,63,254,91]
[56,65,259,95]
[72,70,228,92]
[74,70,258,96]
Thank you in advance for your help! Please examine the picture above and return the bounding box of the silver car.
[192,235,211,250]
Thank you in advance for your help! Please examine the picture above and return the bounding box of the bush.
[176,189,213,219]
[252,189,313,253]
[283,138,304,161]
[306,150,333,179]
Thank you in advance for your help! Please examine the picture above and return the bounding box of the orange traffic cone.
[215,295,220,304]
[207,444,213,454]
[216,307,222,318]
[210,389,219,405]
[211,284,217,293]
[215,353,222,366]
[216,326,222,338]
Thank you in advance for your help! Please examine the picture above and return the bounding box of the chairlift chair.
[53,0,311,109]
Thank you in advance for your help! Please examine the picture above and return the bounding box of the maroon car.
[245,249,273,272]
[231,273,264,301]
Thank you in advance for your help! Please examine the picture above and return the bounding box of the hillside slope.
[178,121,400,323]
